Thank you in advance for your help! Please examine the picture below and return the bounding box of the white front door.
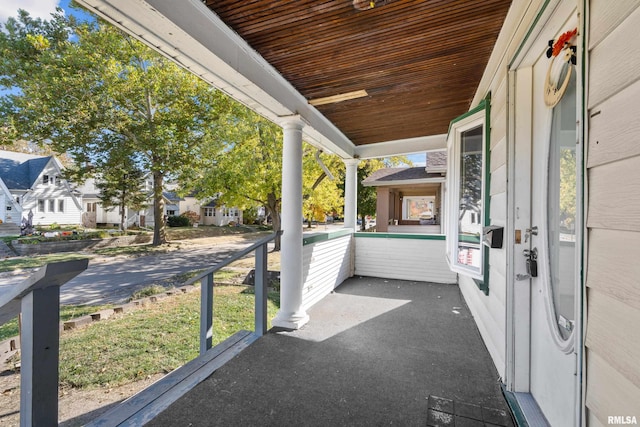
[510,6,582,426]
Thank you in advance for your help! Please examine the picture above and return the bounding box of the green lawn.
[52,285,280,389]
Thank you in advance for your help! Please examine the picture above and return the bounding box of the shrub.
[180,210,200,225]
[167,215,190,227]
[243,206,259,224]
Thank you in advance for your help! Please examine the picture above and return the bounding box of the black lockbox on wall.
[483,225,504,249]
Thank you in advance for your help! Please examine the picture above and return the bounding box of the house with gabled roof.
[0,150,82,227]
[362,150,447,234]
[199,198,242,226]
[0,176,21,234]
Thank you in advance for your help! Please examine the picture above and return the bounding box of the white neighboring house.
[0,177,22,235]
[0,150,82,226]
[177,193,244,226]
[200,199,242,226]
[78,172,246,228]
[77,177,147,229]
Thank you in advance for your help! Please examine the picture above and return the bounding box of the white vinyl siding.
[354,235,456,284]
[457,78,509,381]
[585,1,640,421]
[18,160,82,226]
[452,0,552,381]
[301,233,353,310]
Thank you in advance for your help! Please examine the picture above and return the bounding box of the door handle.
[524,226,538,243]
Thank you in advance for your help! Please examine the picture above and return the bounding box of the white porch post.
[272,117,309,330]
[343,158,359,229]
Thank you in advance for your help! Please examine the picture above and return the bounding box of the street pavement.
[0,234,271,306]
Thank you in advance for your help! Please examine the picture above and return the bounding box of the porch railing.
[181,231,280,352]
[0,259,89,427]
[0,231,279,426]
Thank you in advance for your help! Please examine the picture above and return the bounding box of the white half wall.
[301,231,354,311]
[354,234,456,284]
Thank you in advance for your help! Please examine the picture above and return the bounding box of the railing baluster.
[20,286,60,427]
[0,259,88,427]
[254,242,268,336]
[200,272,214,354]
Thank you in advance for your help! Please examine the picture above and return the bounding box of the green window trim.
[445,93,491,295]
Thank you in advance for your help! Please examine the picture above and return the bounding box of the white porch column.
[343,158,359,230]
[272,117,309,330]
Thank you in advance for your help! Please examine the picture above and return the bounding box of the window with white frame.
[58,200,64,213]
[38,199,45,212]
[446,100,490,287]
[204,207,214,217]
[49,200,55,212]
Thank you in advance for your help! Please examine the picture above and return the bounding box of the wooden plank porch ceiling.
[203,0,512,146]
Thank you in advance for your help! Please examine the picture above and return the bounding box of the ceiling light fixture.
[353,0,375,10]
[309,90,368,106]
[352,0,388,11]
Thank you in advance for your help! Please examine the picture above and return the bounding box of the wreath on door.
[544,28,577,107]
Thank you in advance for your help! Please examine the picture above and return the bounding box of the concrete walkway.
[0,234,271,305]
[148,277,514,426]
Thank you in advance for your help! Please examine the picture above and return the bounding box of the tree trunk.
[119,208,126,232]
[152,170,167,246]
[266,192,281,251]
[119,187,127,231]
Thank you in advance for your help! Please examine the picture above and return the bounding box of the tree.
[186,106,347,249]
[0,139,74,166]
[559,147,576,230]
[94,152,147,231]
[0,9,231,245]
[356,160,379,231]
[302,147,344,227]
[189,110,285,249]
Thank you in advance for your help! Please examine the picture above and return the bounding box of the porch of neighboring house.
[95,276,515,427]
[363,151,447,235]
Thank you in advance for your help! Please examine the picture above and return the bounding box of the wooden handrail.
[196,231,281,353]
[182,231,281,287]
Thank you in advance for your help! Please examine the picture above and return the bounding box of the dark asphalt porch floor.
[148,277,514,427]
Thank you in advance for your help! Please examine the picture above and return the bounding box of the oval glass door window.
[547,63,577,341]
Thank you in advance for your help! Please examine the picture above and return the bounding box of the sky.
[0,1,427,166]
[0,0,93,25]
[0,0,61,24]
[405,153,426,166]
